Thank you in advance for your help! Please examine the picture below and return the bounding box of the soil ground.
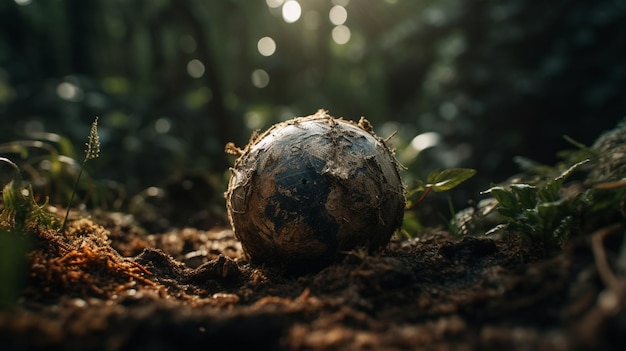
[1,208,625,351]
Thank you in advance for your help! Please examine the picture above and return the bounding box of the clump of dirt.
[1,211,624,350]
[22,218,156,302]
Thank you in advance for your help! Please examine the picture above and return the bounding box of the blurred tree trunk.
[66,0,93,75]
[172,0,243,169]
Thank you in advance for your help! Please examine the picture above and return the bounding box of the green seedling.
[405,168,477,210]
[0,157,60,231]
[60,117,100,233]
[482,159,590,255]
[401,168,476,238]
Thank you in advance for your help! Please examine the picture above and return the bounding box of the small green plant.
[0,132,76,203]
[405,168,477,210]
[61,117,100,233]
[0,226,28,308]
[0,157,60,231]
[402,168,476,237]
[482,159,590,255]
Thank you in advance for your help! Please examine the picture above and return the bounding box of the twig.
[590,223,623,292]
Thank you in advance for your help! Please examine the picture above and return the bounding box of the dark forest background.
[1,0,625,227]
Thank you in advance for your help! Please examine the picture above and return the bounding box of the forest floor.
[0,207,624,351]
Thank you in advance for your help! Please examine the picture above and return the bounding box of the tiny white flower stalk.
[85,117,101,161]
[61,117,100,233]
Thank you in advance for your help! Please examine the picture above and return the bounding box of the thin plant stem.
[406,186,433,211]
[60,160,85,233]
[60,117,100,234]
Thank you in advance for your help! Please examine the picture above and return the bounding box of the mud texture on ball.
[226,110,405,270]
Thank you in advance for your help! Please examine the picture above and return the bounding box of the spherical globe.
[226,110,405,270]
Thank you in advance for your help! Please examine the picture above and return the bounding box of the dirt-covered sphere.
[226,110,405,269]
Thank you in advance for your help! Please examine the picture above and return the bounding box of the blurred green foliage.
[0,227,28,309]
[0,0,625,219]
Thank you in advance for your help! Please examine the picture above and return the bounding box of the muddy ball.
[226,110,405,270]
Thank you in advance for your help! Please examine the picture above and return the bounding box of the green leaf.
[484,186,518,209]
[509,184,537,208]
[497,207,520,219]
[427,168,476,192]
[554,159,590,183]
[538,180,561,202]
[536,201,562,225]
[536,160,588,203]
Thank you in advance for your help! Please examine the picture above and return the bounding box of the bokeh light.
[266,0,284,8]
[282,1,301,23]
[14,0,32,6]
[257,37,276,56]
[154,118,172,134]
[251,69,270,88]
[187,59,205,78]
[56,81,84,102]
[331,25,351,45]
[245,111,264,129]
[329,6,347,25]
[439,102,458,120]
